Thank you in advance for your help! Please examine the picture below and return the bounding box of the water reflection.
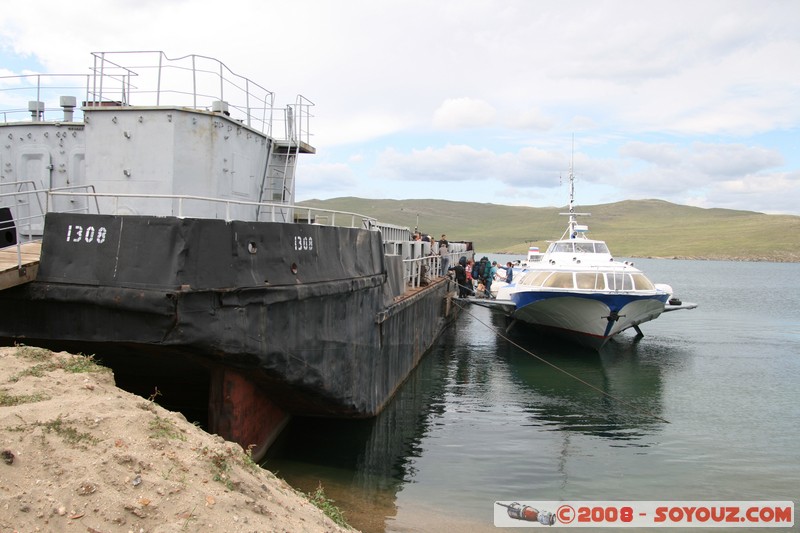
[498,323,669,441]
[262,335,453,532]
[263,303,671,532]
[262,260,800,532]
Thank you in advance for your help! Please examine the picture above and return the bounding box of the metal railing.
[1,51,313,146]
[0,183,47,241]
[2,187,470,287]
[0,73,90,123]
[1,215,42,273]
[404,255,435,288]
[286,94,315,147]
[403,250,468,288]
[0,187,385,271]
[45,190,378,228]
[0,186,48,273]
[89,51,276,134]
[0,184,101,238]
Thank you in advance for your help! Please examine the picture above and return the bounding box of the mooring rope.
[451,296,670,424]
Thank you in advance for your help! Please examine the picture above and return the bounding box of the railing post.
[84,74,90,111]
[192,55,197,110]
[245,80,251,128]
[219,61,224,109]
[98,52,105,103]
[156,52,163,106]
[35,75,42,118]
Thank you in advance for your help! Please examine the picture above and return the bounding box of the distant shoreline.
[640,255,800,263]
[491,252,800,263]
[301,198,800,262]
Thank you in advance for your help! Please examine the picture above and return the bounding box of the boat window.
[531,271,552,286]
[575,242,594,253]
[608,272,634,291]
[519,270,553,286]
[595,242,610,254]
[554,242,574,253]
[575,272,605,290]
[542,272,574,288]
[631,273,655,290]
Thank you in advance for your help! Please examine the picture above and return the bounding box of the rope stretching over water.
[452,297,670,425]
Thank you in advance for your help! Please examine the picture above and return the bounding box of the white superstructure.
[1,51,314,229]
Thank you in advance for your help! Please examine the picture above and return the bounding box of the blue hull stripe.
[511,290,668,312]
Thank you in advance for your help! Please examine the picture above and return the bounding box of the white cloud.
[432,98,496,130]
[690,143,783,178]
[619,142,682,167]
[704,171,800,214]
[0,0,797,214]
[295,162,359,199]
[373,144,597,190]
[507,107,554,131]
[619,141,783,179]
[313,110,413,147]
[376,145,495,182]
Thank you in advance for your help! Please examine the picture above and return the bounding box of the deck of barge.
[0,241,40,290]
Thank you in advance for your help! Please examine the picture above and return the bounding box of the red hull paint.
[208,368,290,461]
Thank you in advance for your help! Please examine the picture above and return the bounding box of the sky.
[2,0,799,215]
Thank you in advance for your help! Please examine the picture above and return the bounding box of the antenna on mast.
[568,134,575,215]
[559,134,590,239]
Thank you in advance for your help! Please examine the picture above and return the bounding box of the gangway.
[0,241,40,290]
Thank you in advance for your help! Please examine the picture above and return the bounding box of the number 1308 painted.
[66,224,107,244]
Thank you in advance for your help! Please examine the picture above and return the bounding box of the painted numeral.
[65,224,108,244]
[294,235,313,251]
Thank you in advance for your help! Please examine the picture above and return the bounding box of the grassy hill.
[298,197,800,262]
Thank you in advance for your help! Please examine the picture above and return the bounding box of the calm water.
[263,259,800,532]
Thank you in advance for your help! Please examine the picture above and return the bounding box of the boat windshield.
[608,272,656,291]
[549,241,610,254]
[517,270,657,291]
[631,273,655,290]
[575,272,605,290]
[608,272,634,290]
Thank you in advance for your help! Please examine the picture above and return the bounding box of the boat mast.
[568,137,576,233]
[561,135,590,240]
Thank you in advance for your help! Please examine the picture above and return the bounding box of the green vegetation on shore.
[299,197,800,262]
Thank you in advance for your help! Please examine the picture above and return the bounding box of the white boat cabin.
[544,238,613,265]
[515,268,657,292]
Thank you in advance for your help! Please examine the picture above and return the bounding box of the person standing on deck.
[505,261,514,284]
[450,256,470,297]
[438,234,450,276]
[484,261,498,298]
[465,258,475,293]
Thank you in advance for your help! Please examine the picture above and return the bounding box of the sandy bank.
[0,346,353,532]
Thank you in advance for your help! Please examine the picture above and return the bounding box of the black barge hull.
[1,213,458,457]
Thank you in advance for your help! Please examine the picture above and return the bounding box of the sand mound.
[0,346,352,532]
